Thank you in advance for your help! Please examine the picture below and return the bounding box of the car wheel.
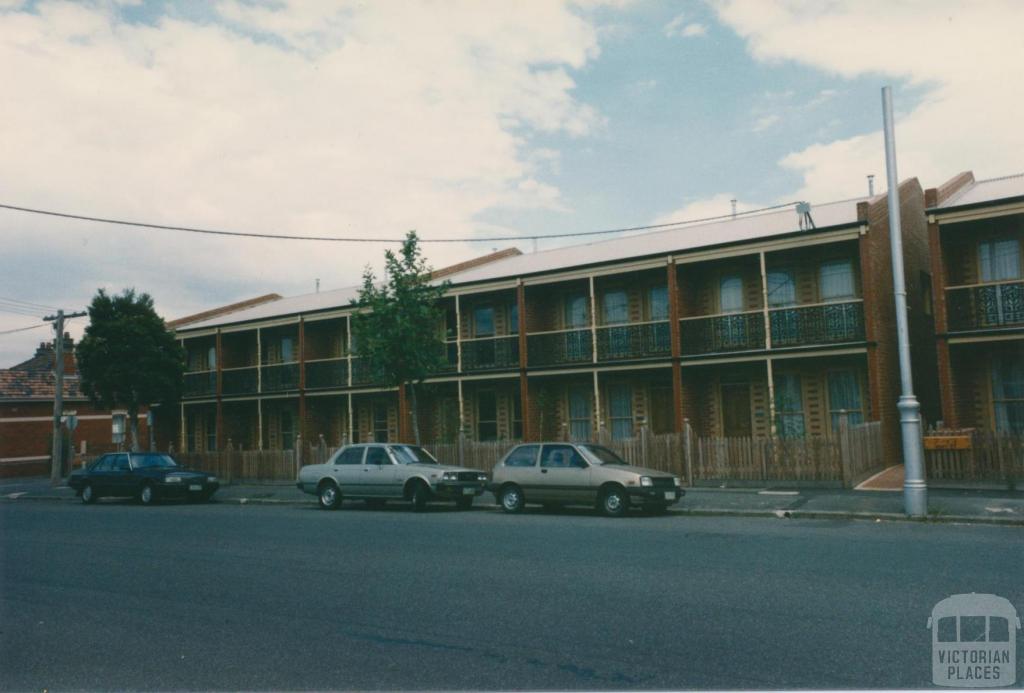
[600,486,628,517]
[455,496,473,511]
[318,481,342,510]
[81,483,96,504]
[139,483,157,506]
[499,484,524,513]
[410,482,429,512]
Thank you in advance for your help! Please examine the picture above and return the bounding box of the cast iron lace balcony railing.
[596,321,671,361]
[680,311,765,355]
[350,357,382,386]
[261,362,300,392]
[526,328,592,367]
[304,357,349,390]
[946,280,1024,331]
[182,370,216,398]
[769,300,864,347]
[221,366,258,395]
[461,336,520,371]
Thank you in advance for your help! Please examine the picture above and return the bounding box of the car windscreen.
[389,445,438,465]
[129,454,179,469]
[578,445,629,465]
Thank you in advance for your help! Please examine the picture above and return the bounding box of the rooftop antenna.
[315,278,320,293]
[796,201,815,230]
[867,174,875,197]
[730,199,737,218]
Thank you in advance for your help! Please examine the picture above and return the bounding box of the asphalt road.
[1,499,1021,691]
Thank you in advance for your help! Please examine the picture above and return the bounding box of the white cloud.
[712,0,1024,201]
[0,0,614,365]
[664,12,707,38]
[751,113,780,132]
[652,193,761,226]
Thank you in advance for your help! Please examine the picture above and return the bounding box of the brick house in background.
[171,185,934,474]
[0,335,149,478]
[927,172,1024,433]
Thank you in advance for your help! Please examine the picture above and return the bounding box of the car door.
[331,446,366,494]
[362,446,396,496]
[89,455,115,494]
[538,444,591,504]
[109,453,134,497]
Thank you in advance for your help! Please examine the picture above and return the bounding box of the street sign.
[62,410,78,432]
[923,435,971,451]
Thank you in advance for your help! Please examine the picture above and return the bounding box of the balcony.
[769,301,865,348]
[526,329,592,367]
[461,336,520,371]
[350,358,382,387]
[261,362,300,392]
[182,370,216,398]
[596,322,671,361]
[946,281,1024,332]
[680,312,765,356]
[305,358,349,390]
[222,366,258,396]
[436,341,458,373]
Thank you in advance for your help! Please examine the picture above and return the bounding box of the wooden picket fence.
[925,429,1023,489]
[161,420,887,487]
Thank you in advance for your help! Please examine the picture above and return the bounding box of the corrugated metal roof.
[178,196,866,333]
[447,197,865,285]
[941,173,1024,208]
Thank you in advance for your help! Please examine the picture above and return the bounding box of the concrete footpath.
[3,476,1023,526]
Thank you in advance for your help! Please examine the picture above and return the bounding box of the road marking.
[759,490,799,495]
[6,492,26,499]
[984,507,1016,514]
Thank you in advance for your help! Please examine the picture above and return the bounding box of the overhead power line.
[0,295,60,311]
[0,200,801,244]
[0,322,48,336]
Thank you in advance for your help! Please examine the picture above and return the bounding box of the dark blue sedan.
[67,452,219,505]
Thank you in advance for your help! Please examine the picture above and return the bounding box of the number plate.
[664,491,675,500]
[462,487,476,495]
[189,484,202,491]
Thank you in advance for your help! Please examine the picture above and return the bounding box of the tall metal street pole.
[881,85,927,517]
[44,308,87,485]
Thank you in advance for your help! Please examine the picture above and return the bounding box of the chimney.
[867,174,875,197]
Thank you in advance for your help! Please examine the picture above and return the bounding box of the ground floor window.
[992,353,1024,433]
[774,373,805,438]
[608,384,633,440]
[477,391,498,441]
[205,412,216,451]
[281,411,294,450]
[373,403,388,442]
[568,386,592,440]
[827,370,864,431]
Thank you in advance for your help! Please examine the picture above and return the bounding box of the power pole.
[881,86,927,517]
[44,309,87,485]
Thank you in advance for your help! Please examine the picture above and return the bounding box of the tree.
[76,288,185,451]
[351,232,450,445]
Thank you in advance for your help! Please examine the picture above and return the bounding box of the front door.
[721,381,752,437]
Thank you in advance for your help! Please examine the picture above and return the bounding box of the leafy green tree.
[76,289,185,451]
[351,232,450,444]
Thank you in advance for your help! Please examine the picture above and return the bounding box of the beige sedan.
[490,442,683,517]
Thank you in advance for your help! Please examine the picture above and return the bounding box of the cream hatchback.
[490,442,683,517]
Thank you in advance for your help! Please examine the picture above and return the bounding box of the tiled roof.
[940,173,1024,209]
[0,370,84,401]
[177,196,867,332]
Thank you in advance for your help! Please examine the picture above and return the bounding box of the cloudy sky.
[1,0,1022,367]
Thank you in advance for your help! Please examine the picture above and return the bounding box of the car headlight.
[165,475,183,483]
[673,477,681,487]
[442,472,458,481]
[207,476,218,483]
[639,476,653,487]
[477,473,487,482]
